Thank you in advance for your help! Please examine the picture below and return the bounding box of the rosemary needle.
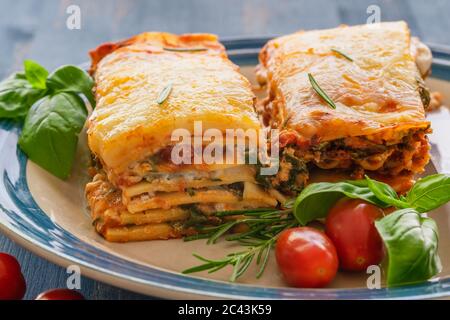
[331,48,353,62]
[308,73,337,109]
[157,83,173,105]
[182,208,297,281]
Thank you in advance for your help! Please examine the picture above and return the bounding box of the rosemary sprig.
[157,83,173,104]
[163,47,208,52]
[331,48,353,62]
[308,73,337,109]
[213,207,276,217]
[182,208,298,281]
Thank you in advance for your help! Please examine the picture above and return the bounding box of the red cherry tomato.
[36,289,85,300]
[325,198,384,271]
[0,253,26,300]
[275,227,338,288]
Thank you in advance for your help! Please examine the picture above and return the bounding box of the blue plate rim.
[1,37,450,299]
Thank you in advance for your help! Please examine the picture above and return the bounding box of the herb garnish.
[184,174,450,286]
[0,72,47,119]
[375,208,441,286]
[24,60,49,89]
[183,207,297,281]
[157,83,173,105]
[331,48,353,62]
[308,73,337,109]
[0,60,94,179]
[163,47,208,52]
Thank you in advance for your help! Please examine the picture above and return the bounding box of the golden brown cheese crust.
[258,21,430,143]
[88,32,260,176]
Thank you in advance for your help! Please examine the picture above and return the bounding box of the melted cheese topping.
[88,32,260,174]
[258,21,430,142]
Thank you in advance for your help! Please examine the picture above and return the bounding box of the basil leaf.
[375,208,441,286]
[18,92,87,179]
[46,65,95,107]
[0,72,46,119]
[24,60,48,89]
[365,175,409,209]
[406,174,450,213]
[293,180,389,225]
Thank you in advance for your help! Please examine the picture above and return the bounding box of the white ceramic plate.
[1,39,450,299]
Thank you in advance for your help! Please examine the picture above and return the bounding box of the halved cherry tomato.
[0,253,26,300]
[275,227,338,288]
[36,289,85,300]
[325,198,384,271]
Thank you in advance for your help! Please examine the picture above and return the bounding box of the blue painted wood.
[0,235,149,299]
[0,0,449,300]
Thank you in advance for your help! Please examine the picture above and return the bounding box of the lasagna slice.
[257,21,432,193]
[86,33,281,242]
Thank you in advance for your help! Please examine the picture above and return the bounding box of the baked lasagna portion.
[85,32,281,242]
[257,21,432,193]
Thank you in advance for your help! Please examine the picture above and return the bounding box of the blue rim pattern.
[0,39,450,299]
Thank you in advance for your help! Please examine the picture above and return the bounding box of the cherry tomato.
[0,253,26,300]
[325,198,384,271]
[275,227,338,288]
[35,289,85,300]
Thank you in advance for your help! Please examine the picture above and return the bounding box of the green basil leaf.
[46,65,95,107]
[0,72,47,119]
[375,208,441,286]
[406,174,450,213]
[24,60,49,89]
[293,180,390,225]
[18,92,87,179]
[365,175,409,209]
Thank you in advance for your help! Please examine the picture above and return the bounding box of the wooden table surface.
[1,0,449,299]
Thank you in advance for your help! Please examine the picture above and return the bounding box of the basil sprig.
[0,60,94,179]
[375,208,441,286]
[294,173,450,286]
[18,93,87,179]
[0,72,47,119]
[293,179,389,225]
[405,174,450,212]
[294,174,450,224]
[46,65,95,107]
[364,177,410,209]
[24,59,49,89]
